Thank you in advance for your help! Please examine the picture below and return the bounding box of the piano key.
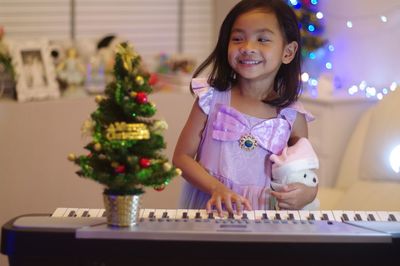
[65,208,79,217]
[266,211,278,220]
[308,213,316,221]
[243,210,255,220]
[377,211,400,222]
[51,208,68,217]
[354,211,381,222]
[320,211,335,221]
[176,209,188,219]
[287,211,301,221]
[76,208,90,218]
[187,209,200,219]
[164,209,177,220]
[298,210,310,221]
[254,210,267,220]
[142,209,155,219]
[88,209,102,218]
[309,211,323,221]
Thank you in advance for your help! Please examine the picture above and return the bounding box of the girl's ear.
[282,41,298,64]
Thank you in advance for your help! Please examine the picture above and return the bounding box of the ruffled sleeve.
[279,101,315,127]
[192,78,214,115]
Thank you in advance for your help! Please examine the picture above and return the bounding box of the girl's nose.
[239,42,256,55]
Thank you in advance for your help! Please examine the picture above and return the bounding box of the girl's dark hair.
[192,0,301,107]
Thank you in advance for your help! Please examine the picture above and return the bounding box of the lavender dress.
[179,78,314,210]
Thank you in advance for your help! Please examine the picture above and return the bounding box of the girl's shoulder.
[278,101,315,125]
[192,78,225,115]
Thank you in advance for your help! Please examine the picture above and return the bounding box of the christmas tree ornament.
[111,161,119,168]
[95,95,105,103]
[94,142,102,151]
[115,43,137,73]
[67,153,76,161]
[174,168,182,176]
[106,122,150,141]
[152,120,168,133]
[135,76,144,85]
[153,184,166,191]
[129,91,137,98]
[148,73,158,85]
[115,165,126,174]
[163,162,172,171]
[135,92,148,104]
[139,157,151,168]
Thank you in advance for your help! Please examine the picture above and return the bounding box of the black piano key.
[321,213,329,221]
[162,212,168,219]
[82,210,89,217]
[367,214,376,221]
[288,213,294,220]
[195,212,202,219]
[102,211,107,217]
[388,214,397,222]
[355,214,362,221]
[228,212,234,219]
[308,213,315,221]
[208,212,214,219]
[149,211,155,219]
[275,213,281,220]
[262,213,268,220]
[341,213,349,221]
[241,213,248,220]
[182,212,188,219]
[68,210,77,217]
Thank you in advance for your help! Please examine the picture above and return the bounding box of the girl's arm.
[173,99,251,215]
[271,113,318,210]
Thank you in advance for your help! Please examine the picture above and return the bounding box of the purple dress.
[179,78,314,210]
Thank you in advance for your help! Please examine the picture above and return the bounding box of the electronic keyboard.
[2,208,400,266]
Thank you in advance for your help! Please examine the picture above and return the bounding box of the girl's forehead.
[232,9,280,32]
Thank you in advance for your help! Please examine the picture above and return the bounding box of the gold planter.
[103,193,141,227]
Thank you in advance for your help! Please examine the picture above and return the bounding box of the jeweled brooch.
[239,134,258,151]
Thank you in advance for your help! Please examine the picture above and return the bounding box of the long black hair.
[192,0,302,108]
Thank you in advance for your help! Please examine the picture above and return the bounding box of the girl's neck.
[234,78,274,101]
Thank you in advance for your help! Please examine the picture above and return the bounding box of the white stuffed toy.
[269,138,320,210]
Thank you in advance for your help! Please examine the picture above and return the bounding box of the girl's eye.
[231,36,243,42]
[258,38,270,43]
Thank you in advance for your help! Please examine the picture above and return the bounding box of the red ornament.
[154,184,166,191]
[139,158,151,168]
[135,92,148,104]
[115,165,126,174]
[148,73,158,86]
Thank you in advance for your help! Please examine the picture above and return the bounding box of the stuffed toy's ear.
[270,146,288,166]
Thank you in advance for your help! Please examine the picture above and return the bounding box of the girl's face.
[228,9,297,82]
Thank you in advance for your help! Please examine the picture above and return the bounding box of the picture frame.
[10,39,60,102]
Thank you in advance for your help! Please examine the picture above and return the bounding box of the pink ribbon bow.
[212,105,290,154]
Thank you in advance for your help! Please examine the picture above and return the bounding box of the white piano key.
[139,209,145,219]
[298,210,310,221]
[266,210,278,220]
[51,208,68,217]
[332,210,356,222]
[154,209,167,219]
[97,209,106,217]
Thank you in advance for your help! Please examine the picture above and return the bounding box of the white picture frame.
[11,39,60,102]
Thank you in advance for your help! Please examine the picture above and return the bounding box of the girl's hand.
[205,184,252,216]
[270,183,318,210]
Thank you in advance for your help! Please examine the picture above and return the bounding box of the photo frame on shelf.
[10,39,60,102]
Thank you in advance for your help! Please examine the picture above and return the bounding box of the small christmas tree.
[68,42,181,196]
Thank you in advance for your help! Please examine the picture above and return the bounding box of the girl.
[173,0,317,215]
